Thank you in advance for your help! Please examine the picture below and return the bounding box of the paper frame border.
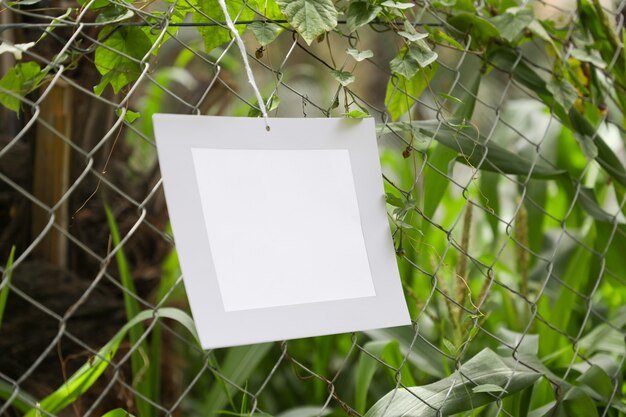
[153,115,411,348]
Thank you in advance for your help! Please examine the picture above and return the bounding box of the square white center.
[191,148,376,312]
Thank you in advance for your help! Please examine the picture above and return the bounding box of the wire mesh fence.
[1,0,625,416]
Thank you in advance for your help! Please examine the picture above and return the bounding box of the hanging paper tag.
[154,115,410,348]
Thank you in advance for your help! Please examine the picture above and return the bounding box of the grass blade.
[24,308,199,417]
[202,343,273,416]
[0,246,15,331]
[105,205,152,417]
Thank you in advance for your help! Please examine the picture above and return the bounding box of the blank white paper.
[191,148,376,312]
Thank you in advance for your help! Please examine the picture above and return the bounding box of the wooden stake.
[32,80,72,268]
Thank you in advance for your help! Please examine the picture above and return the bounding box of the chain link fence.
[1,0,625,416]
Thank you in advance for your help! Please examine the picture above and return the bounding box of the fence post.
[32,80,72,268]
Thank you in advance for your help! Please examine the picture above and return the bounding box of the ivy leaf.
[331,70,355,86]
[249,21,283,46]
[381,0,415,9]
[346,1,382,33]
[385,64,437,120]
[547,78,578,111]
[391,41,438,79]
[390,48,421,78]
[255,0,286,19]
[344,109,370,118]
[94,27,151,95]
[409,40,438,66]
[248,94,281,116]
[276,0,338,45]
[193,0,255,53]
[116,108,141,124]
[398,21,428,42]
[346,48,374,61]
[0,61,44,113]
[491,7,534,42]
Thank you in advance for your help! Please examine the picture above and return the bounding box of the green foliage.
[24,308,199,417]
[365,349,541,417]
[94,27,152,95]
[330,70,355,86]
[385,65,437,121]
[4,0,626,415]
[346,1,381,33]
[193,0,256,53]
[276,0,338,44]
[0,61,44,113]
[105,206,154,417]
[0,246,15,331]
[249,21,284,46]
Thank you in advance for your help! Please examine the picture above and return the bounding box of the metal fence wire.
[1,0,626,416]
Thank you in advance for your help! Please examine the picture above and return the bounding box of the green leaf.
[116,108,141,124]
[473,384,508,394]
[193,0,255,53]
[346,48,374,61]
[423,143,457,218]
[429,28,464,50]
[385,120,565,178]
[331,70,355,86]
[77,0,109,9]
[95,6,134,24]
[355,340,416,414]
[0,61,44,113]
[346,1,382,33]
[448,13,499,47]
[381,0,414,9]
[94,27,151,95]
[385,193,406,208]
[568,110,626,187]
[248,94,280,116]
[442,338,457,355]
[255,0,286,19]
[577,365,614,400]
[201,344,273,415]
[385,65,437,120]
[570,48,606,69]
[101,409,136,417]
[365,349,541,417]
[409,40,438,67]
[491,7,534,42]
[277,406,332,417]
[547,78,578,111]
[0,246,15,331]
[398,21,428,42]
[249,21,283,46]
[105,205,152,417]
[560,387,600,417]
[390,43,437,79]
[344,109,370,118]
[24,308,199,417]
[276,0,338,44]
[390,48,421,79]
[0,378,36,413]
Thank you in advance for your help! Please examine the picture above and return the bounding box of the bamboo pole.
[32,80,72,268]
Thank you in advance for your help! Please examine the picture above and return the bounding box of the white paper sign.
[154,115,410,348]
